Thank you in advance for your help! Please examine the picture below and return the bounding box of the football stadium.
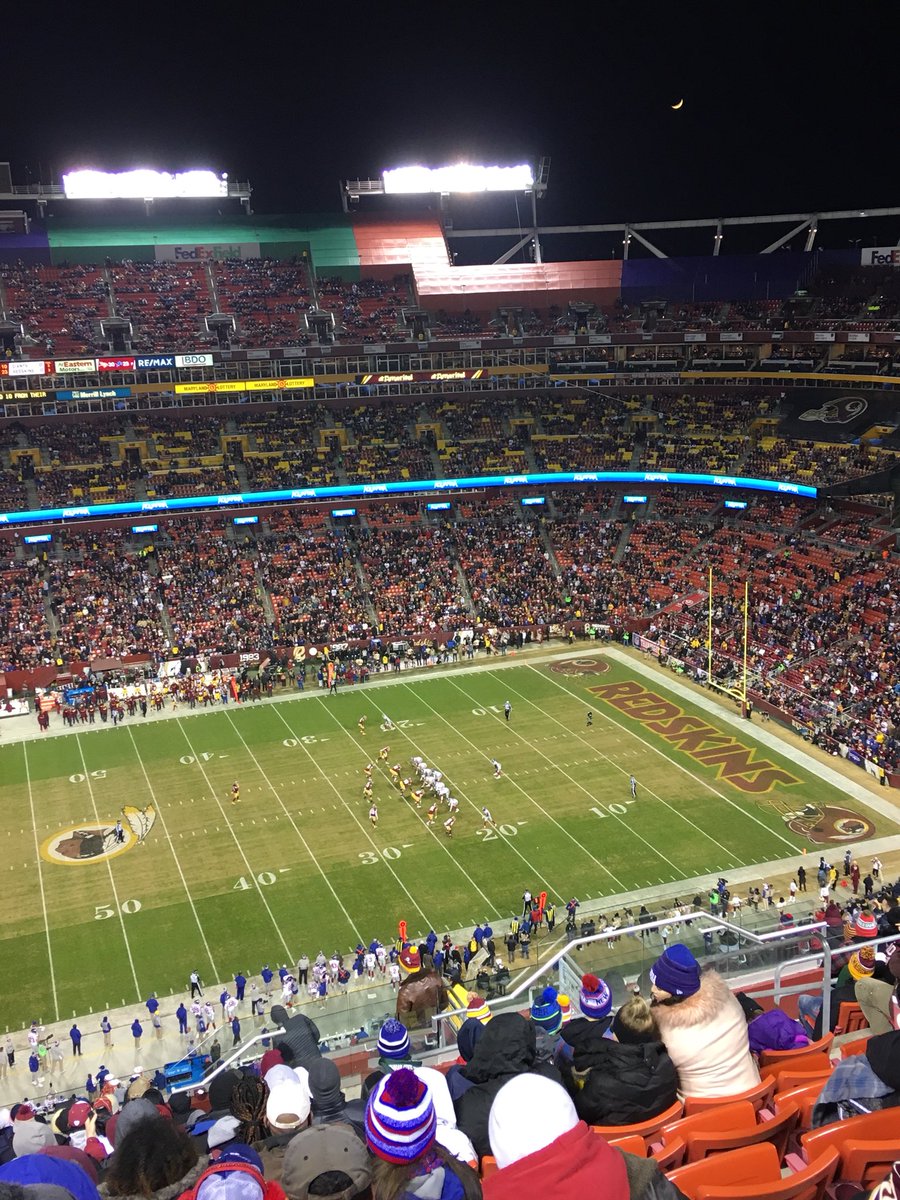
[1,26,900,1195]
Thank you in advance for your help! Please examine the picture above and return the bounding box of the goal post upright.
[707,565,714,688]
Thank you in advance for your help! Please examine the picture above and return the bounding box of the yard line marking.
[125,726,220,979]
[74,733,141,1000]
[486,670,744,868]
[175,718,294,959]
[270,704,435,931]
[221,710,363,943]
[445,676,679,884]
[311,699,501,915]
[398,684,612,893]
[22,742,58,1022]
[529,663,801,855]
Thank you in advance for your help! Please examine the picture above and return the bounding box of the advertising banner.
[136,355,176,369]
[174,377,313,395]
[174,353,214,368]
[54,358,98,373]
[861,247,900,267]
[98,357,136,371]
[56,387,131,401]
[4,360,52,377]
[154,243,260,262]
[358,369,485,384]
[778,388,896,440]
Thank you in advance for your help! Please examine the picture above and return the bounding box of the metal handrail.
[168,1027,284,1095]
[432,910,828,1025]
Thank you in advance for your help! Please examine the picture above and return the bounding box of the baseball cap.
[281,1123,371,1200]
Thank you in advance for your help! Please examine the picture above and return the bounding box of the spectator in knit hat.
[856,951,900,1037]
[308,1059,363,1139]
[366,1068,479,1200]
[799,926,894,1041]
[559,995,678,1128]
[0,1153,102,1200]
[281,1124,371,1200]
[554,974,613,1071]
[10,1105,56,1157]
[484,1073,686,1200]
[444,1020,488,1102]
[374,1021,420,1074]
[269,1006,321,1070]
[177,1144,284,1200]
[529,987,563,1066]
[649,943,759,1098]
[452,1013,562,1160]
[100,1118,203,1200]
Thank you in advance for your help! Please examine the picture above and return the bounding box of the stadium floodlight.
[62,169,229,200]
[382,163,534,194]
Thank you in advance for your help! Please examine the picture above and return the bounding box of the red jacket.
[483,1121,629,1200]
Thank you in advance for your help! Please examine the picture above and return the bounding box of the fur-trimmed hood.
[652,969,735,1030]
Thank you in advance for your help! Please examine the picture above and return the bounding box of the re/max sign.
[588,680,800,793]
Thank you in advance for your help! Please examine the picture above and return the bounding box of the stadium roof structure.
[344,161,900,261]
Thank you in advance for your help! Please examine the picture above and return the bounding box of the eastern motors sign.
[861,247,900,267]
[54,358,98,373]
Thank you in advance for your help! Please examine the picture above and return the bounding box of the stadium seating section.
[2,386,899,774]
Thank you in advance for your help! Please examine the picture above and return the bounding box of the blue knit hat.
[530,986,563,1034]
[650,943,701,997]
[377,1018,411,1061]
[579,974,612,1019]
[365,1068,436,1163]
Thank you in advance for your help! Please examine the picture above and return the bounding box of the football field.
[1,650,892,1030]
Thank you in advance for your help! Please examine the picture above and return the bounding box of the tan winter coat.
[652,969,760,1098]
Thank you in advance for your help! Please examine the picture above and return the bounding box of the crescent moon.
[671,98,684,110]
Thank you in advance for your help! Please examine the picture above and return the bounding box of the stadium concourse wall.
[0,215,864,304]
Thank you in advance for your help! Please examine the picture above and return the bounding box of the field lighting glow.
[382,163,534,194]
[62,169,229,199]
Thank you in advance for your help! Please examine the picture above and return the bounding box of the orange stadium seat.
[672,1147,841,1200]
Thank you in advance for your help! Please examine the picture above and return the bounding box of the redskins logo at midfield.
[41,805,157,866]
[550,657,609,676]
[780,803,875,844]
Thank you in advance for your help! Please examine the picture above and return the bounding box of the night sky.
[4,3,897,258]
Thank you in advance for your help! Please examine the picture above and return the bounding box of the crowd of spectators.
[2,899,898,1200]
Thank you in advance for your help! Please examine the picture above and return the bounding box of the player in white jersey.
[369,804,378,827]
[365,951,377,980]
[375,945,387,973]
[388,961,401,990]
[447,795,459,814]
[492,759,502,778]
[481,806,494,829]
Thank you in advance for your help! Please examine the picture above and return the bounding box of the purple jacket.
[748,1008,810,1055]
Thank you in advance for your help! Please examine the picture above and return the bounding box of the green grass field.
[1,651,891,1030]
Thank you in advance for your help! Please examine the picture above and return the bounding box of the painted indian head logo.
[779,803,874,844]
[41,805,157,866]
